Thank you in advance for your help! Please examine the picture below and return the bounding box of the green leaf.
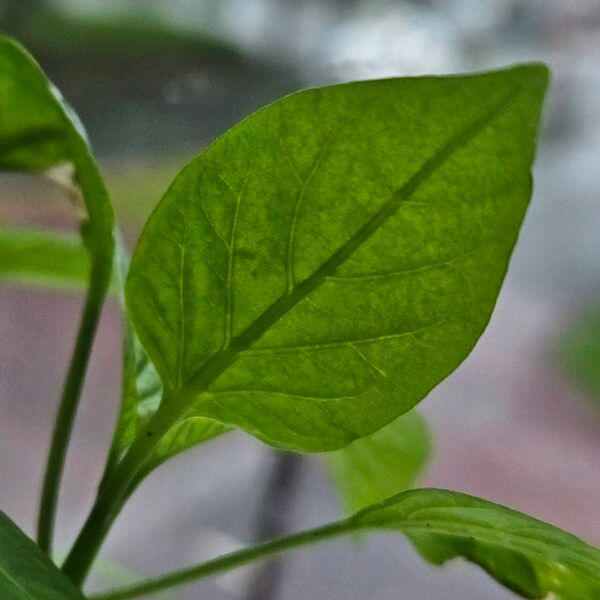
[0,226,89,291]
[350,489,600,599]
[0,34,113,294]
[326,410,430,514]
[88,488,600,600]
[127,64,548,452]
[0,509,85,599]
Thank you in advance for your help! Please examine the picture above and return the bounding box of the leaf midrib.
[0,565,38,600]
[169,85,523,413]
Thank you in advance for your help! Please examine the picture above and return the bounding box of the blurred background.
[1,1,599,598]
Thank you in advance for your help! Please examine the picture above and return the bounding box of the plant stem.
[61,394,183,585]
[89,519,352,600]
[35,127,114,555]
[36,274,104,553]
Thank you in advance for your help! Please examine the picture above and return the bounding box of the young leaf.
[0,509,85,599]
[352,489,600,599]
[127,64,548,452]
[112,311,228,484]
[90,488,600,600]
[326,409,430,514]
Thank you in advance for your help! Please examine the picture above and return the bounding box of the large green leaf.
[0,509,85,599]
[327,409,430,514]
[351,489,600,599]
[0,34,113,294]
[127,64,548,452]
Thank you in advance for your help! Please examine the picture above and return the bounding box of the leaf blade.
[127,64,549,451]
[351,489,600,599]
[0,33,114,294]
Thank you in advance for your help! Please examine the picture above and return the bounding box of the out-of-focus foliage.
[560,307,600,399]
[327,410,430,514]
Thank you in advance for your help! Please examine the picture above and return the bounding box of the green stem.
[89,520,352,600]
[36,129,114,555]
[61,395,183,585]
[36,272,104,553]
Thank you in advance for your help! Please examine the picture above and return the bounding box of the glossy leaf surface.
[350,489,600,599]
[327,410,430,514]
[0,509,84,599]
[127,65,548,451]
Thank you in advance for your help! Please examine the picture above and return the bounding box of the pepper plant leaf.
[0,34,114,296]
[91,488,600,600]
[0,509,85,599]
[349,488,600,599]
[127,64,548,452]
[327,409,430,514]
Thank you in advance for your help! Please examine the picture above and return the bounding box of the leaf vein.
[242,320,444,355]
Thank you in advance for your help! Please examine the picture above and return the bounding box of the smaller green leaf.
[112,325,164,458]
[326,409,430,514]
[0,34,114,293]
[0,509,85,599]
[0,226,89,291]
[351,489,600,599]
[89,488,600,600]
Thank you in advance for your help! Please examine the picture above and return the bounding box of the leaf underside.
[351,489,600,600]
[127,65,548,452]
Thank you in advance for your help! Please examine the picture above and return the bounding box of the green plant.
[1,34,598,599]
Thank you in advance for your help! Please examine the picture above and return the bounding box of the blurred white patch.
[43,162,86,219]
